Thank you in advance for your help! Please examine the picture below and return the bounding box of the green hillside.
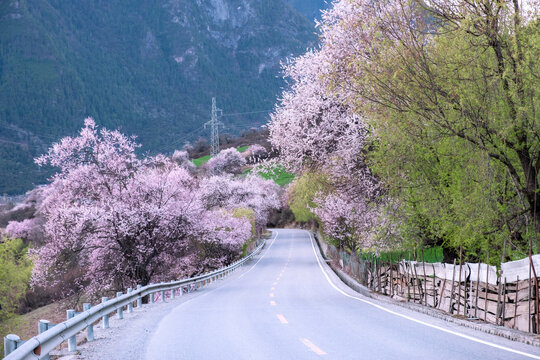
[0,0,317,194]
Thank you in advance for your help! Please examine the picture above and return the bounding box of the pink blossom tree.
[268,12,382,251]
[32,119,253,295]
[198,174,281,235]
[205,148,246,175]
[246,144,268,163]
[171,149,196,172]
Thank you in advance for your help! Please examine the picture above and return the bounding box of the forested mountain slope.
[0,0,317,194]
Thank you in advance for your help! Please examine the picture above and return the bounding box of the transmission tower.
[204,97,224,156]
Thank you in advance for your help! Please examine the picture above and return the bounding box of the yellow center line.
[276,314,288,324]
[269,293,274,297]
[300,338,326,355]
[270,300,276,306]
[271,287,275,291]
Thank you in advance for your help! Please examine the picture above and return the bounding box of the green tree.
[286,172,329,223]
[0,238,32,334]
[324,0,540,260]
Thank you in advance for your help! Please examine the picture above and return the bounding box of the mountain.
[284,0,328,22]
[0,0,317,194]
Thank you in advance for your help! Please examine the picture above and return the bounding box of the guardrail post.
[171,286,176,299]
[38,320,51,360]
[4,334,20,357]
[127,288,133,313]
[38,319,49,334]
[83,303,94,341]
[161,289,165,303]
[150,292,155,303]
[137,284,142,307]
[117,292,124,319]
[102,297,110,329]
[67,309,76,352]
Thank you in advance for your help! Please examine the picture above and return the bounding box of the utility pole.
[204,97,224,156]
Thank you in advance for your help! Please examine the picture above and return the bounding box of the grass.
[244,165,295,186]
[0,298,78,355]
[192,154,211,167]
[257,165,294,186]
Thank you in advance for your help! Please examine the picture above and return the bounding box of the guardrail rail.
[3,238,266,360]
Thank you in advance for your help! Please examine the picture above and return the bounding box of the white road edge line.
[307,231,540,360]
[239,230,279,278]
[300,338,326,355]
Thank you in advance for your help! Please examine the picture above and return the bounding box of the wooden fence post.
[449,259,457,314]
[514,276,519,329]
[475,262,480,318]
[496,271,502,326]
[390,254,394,297]
[421,249,427,307]
[432,263,436,308]
[457,247,463,315]
[485,257,489,323]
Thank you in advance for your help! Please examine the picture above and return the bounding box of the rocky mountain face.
[0,0,318,194]
[284,0,328,21]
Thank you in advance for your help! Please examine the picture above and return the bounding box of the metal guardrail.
[3,239,266,360]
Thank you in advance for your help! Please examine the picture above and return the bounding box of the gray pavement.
[141,229,540,359]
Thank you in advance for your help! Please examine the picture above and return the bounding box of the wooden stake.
[496,271,502,326]
[412,261,417,303]
[437,277,447,310]
[502,277,507,327]
[529,254,539,333]
[449,259,457,314]
[529,257,532,333]
[406,261,411,301]
[422,249,428,307]
[457,247,463,315]
[432,263,436,308]
[485,254,489,323]
[514,275,519,329]
[475,262,480,318]
[390,254,394,297]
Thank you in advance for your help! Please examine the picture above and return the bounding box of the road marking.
[269,293,274,297]
[307,231,540,360]
[276,314,288,324]
[300,338,326,355]
[273,282,278,285]
[271,287,275,291]
[270,300,276,306]
[239,231,279,279]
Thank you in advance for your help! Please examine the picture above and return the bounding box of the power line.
[221,109,273,117]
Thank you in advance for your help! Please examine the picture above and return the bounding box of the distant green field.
[192,154,211,167]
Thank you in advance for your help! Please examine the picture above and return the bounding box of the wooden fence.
[321,240,540,334]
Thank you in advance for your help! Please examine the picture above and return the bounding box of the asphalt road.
[142,229,540,359]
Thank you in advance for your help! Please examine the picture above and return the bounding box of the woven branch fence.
[320,239,540,334]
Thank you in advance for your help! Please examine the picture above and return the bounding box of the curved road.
[139,229,540,359]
